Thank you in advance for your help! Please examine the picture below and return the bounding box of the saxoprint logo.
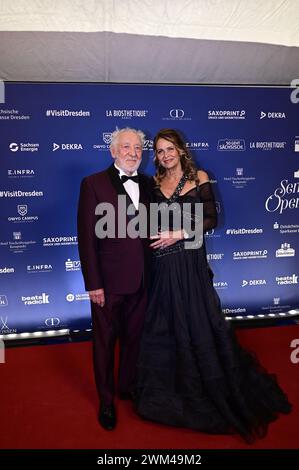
[233,250,267,260]
[43,235,77,247]
[260,111,286,119]
[208,110,245,120]
[52,143,83,151]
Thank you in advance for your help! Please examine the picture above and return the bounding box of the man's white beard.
[119,158,141,174]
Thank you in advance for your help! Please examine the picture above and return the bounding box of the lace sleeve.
[198,182,218,233]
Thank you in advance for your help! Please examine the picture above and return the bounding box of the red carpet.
[0,325,298,449]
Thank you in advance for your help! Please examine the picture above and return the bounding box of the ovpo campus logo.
[103,132,112,144]
[18,205,27,216]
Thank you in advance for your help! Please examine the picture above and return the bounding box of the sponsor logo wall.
[0,83,298,334]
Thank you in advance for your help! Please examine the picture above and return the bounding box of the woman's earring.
[181,153,191,160]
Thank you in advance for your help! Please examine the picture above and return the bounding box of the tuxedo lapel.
[106,164,127,197]
[106,164,135,217]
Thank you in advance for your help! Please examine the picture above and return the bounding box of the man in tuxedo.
[77,127,151,430]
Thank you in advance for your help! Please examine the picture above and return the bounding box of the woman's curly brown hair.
[153,128,199,186]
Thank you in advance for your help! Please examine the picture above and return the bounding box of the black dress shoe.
[98,404,116,431]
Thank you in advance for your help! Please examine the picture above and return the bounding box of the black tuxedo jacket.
[77,164,152,294]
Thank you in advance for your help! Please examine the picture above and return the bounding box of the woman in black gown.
[135,128,291,443]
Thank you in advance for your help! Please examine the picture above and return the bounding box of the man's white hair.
[110,127,145,149]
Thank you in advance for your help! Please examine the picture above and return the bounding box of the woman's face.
[155,138,182,170]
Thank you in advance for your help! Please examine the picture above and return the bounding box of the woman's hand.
[150,230,183,249]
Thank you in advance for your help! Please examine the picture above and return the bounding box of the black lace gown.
[135,177,291,443]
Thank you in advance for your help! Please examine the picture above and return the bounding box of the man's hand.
[88,288,105,307]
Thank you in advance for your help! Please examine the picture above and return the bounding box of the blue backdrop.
[0,83,298,335]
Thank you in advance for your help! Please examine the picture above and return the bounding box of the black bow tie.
[120,174,139,184]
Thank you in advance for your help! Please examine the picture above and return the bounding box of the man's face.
[111,131,143,175]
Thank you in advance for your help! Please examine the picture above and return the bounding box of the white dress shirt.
[114,164,140,210]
